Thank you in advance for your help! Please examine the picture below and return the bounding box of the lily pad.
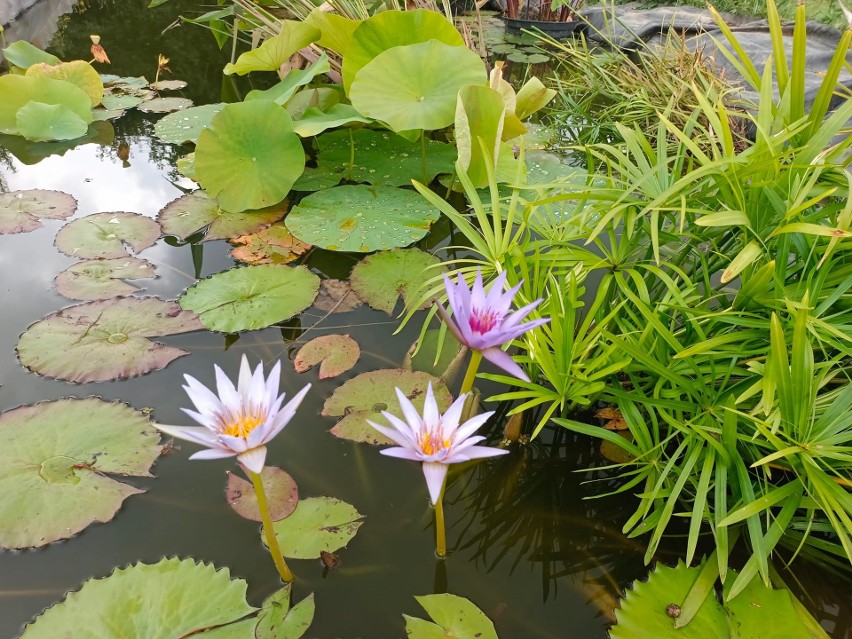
[179,265,320,333]
[102,75,149,91]
[100,93,145,111]
[153,103,225,145]
[15,102,90,142]
[292,165,342,192]
[157,191,286,242]
[21,557,257,638]
[286,185,440,252]
[2,41,60,69]
[723,572,815,638]
[17,297,203,383]
[54,212,161,259]
[26,61,104,107]
[0,398,161,549]
[268,496,364,559]
[230,223,311,265]
[313,279,362,313]
[404,594,498,639]
[138,97,193,113]
[55,257,156,300]
[0,75,93,136]
[315,129,455,187]
[195,101,305,213]
[149,79,188,91]
[255,585,316,639]
[224,22,320,75]
[226,466,298,522]
[0,189,77,235]
[350,248,441,315]
[294,334,360,379]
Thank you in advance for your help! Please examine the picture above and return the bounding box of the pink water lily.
[437,269,549,382]
[155,355,310,474]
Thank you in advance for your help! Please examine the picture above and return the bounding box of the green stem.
[250,470,294,583]
[420,133,427,184]
[459,350,483,396]
[434,479,447,558]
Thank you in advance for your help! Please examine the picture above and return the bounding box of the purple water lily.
[437,269,549,382]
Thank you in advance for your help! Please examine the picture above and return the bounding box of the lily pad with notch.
[267,496,364,559]
[255,584,315,639]
[294,334,360,379]
[154,103,225,145]
[229,223,311,265]
[405,594,498,639]
[55,256,156,301]
[349,248,442,315]
[54,212,160,259]
[226,466,298,522]
[0,189,77,235]
[157,191,286,242]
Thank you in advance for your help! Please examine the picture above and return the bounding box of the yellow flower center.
[219,411,264,438]
[418,429,452,456]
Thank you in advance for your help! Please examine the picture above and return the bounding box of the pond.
[1,1,850,638]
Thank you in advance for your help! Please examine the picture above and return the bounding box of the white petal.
[380,447,424,461]
[422,383,439,429]
[263,361,282,408]
[214,364,241,411]
[263,384,311,441]
[380,412,420,448]
[237,355,253,404]
[452,411,495,444]
[237,447,267,474]
[368,420,418,449]
[421,461,448,505]
[183,376,223,418]
[447,445,509,462]
[219,434,249,452]
[439,393,467,437]
[154,424,219,447]
[189,448,238,461]
[180,407,215,429]
[394,387,423,435]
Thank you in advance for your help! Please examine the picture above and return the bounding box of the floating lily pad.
[722,571,815,638]
[322,369,452,445]
[149,79,188,91]
[102,75,149,90]
[21,557,257,638]
[230,223,310,265]
[313,279,362,313]
[226,466,298,522]
[138,97,193,113]
[54,212,160,259]
[0,189,76,235]
[405,594,498,639]
[507,51,550,64]
[16,102,89,142]
[0,398,161,549]
[100,93,145,111]
[292,165,342,192]
[294,334,360,379]
[180,265,320,333]
[55,257,156,300]
[255,585,315,639]
[287,186,440,253]
[350,248,441,315]
[92,107,126,121]
[26,61,104,107]
[153,103,225,145]
[17,297,203,383]
[157,191,285,242]
[315,129,455,187]
[268,496,364,559]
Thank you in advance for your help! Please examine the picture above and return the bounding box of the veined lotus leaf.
[2,40,61,69]
[267,496,364,559]
[245,54,330,106]
[405,594,498,639]
[179,265,320,333]
[157,191,286,242]
[284,87,341,120]
[293,104,371,137]
[322,369,452,445]
[255,584,316,639]
[154,103,225,145]
[286,185,440,252]
[349,41,486,133]
[226,466,298,522]
[304,9,360,55]
[0,75,93,135]
[0,189,76,235]
[17,297,204,383]
[138,97,193,113]
[100,93,145,111]
[229,223,310,265]
[224,22,321,75]
[515,76,557,120]
[16,102,89,142]
[722,572,815,638]
[149,79,188,91]
[342,9,463,92]
[21,558,258,638]
[294,334,360,379]
[350,248,442,315]
[292,165,342,192]
[314,129,454,186]
[55,257,156,300]
[26,61,104,107]
[455,84,506,188]
[0,398,161,549]
[54,211,161,259]
[313,279,362,313]
[194,101,305,213]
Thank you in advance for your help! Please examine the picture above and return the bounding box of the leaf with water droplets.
[138,97,193,113]
[55,257,156,301]
[153,103,225,145]
[149,79,188,91]
[0,189,77,235]
[294,334,360,379]
[350,248,442,315]
[157,191,286,242]
[54,212,160,259]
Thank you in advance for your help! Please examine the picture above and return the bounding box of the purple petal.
[435,301,467,347]
[484,270,511,309]
[421,461,449,505]
[481,346,530,382]
[189,448,237,461]
[501,316,550,341]
[470,270,488,312]
[237,447,267,474]
[380,447,424,461]
[502,298,544,329]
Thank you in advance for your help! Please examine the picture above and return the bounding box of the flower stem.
[250,470,295,583]
[459,350,483,396]
[435,480,447,558]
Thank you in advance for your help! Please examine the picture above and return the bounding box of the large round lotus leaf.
[315,129,455,187]
[0,75,92,135]
[0,189,76,235]
[224,21,320,75]
[229,223,310,265]
[154,103,225,145]
[195,101,305,213]
[294,334,360,379]
[26,61,104,106]
[55,257,156,301]
[342,9,463,91]
[349,41,486,133]
[226,466,298,522]
[180,265,320,333]
[0,398,161,549]
[17,297,204,383]
[405,594,498,639]
[157,191,286,242]
[267,496,364,559]
[286,185,440,253]
[292,166,342,192]
[2,40,60,69]
[350,248,441,315]
[16,101,90,142]
[21,557,257,638]
[54,212,161,259]
[138,97,193,113]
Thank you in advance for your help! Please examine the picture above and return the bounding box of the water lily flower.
[437,269,549,383]
[155,355,310,474]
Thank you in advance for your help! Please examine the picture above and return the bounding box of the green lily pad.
[92,108,126,121]
[322,368,452,445]
[138,97,193,113]
[2,41,60,69]
[100,93,145,111]
[0,75,93,136]
[102,75,149,90]
[0,398,161,549]
[179,265,320,333]
[723,572,815,638]
[294,334,360,379]
[226,466,298,522]
[54,212,161,259]
[525,150,582,185]
[267,496,364,559]
[195,101,305,213]
[255,584,316,639]
[149,79,188,91]
[153,103,225,145]
[224,22,320,75]
[157,191,286,242]
[315,129,455,187]
[0,189,77,235]
[292,103,371,137]
[349,248,441,315]
[21,557,257,638]
[349,40,486,133]
[229,223,311,265]
[313,279,363,313]
[286,185,440,252]
[292,165,342,192]
[16,102,90,142]
[404,594,498,639]
[55,257,156,300]
[26,61,104,107]
[17,297,204,383]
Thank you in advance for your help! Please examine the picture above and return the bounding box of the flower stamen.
[468,307,500,334]
[219,411,264,438]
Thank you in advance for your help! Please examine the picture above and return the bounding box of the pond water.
[1,2,850,638]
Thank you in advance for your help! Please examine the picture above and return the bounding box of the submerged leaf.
[350,248,442,315]
[312,279,363,313]
[54,212,160,259]
[226,466,298,522]
[157,191,286,242]
[294,334,360,379]
[55,256,156,300]
[0,189,76,235]
[268,496,364,559]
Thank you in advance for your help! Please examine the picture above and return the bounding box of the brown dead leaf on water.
[230,223,310,265]
[595,406,627,431]
[313,279,363,313]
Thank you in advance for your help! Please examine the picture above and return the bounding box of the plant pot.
[502,16,581,39]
